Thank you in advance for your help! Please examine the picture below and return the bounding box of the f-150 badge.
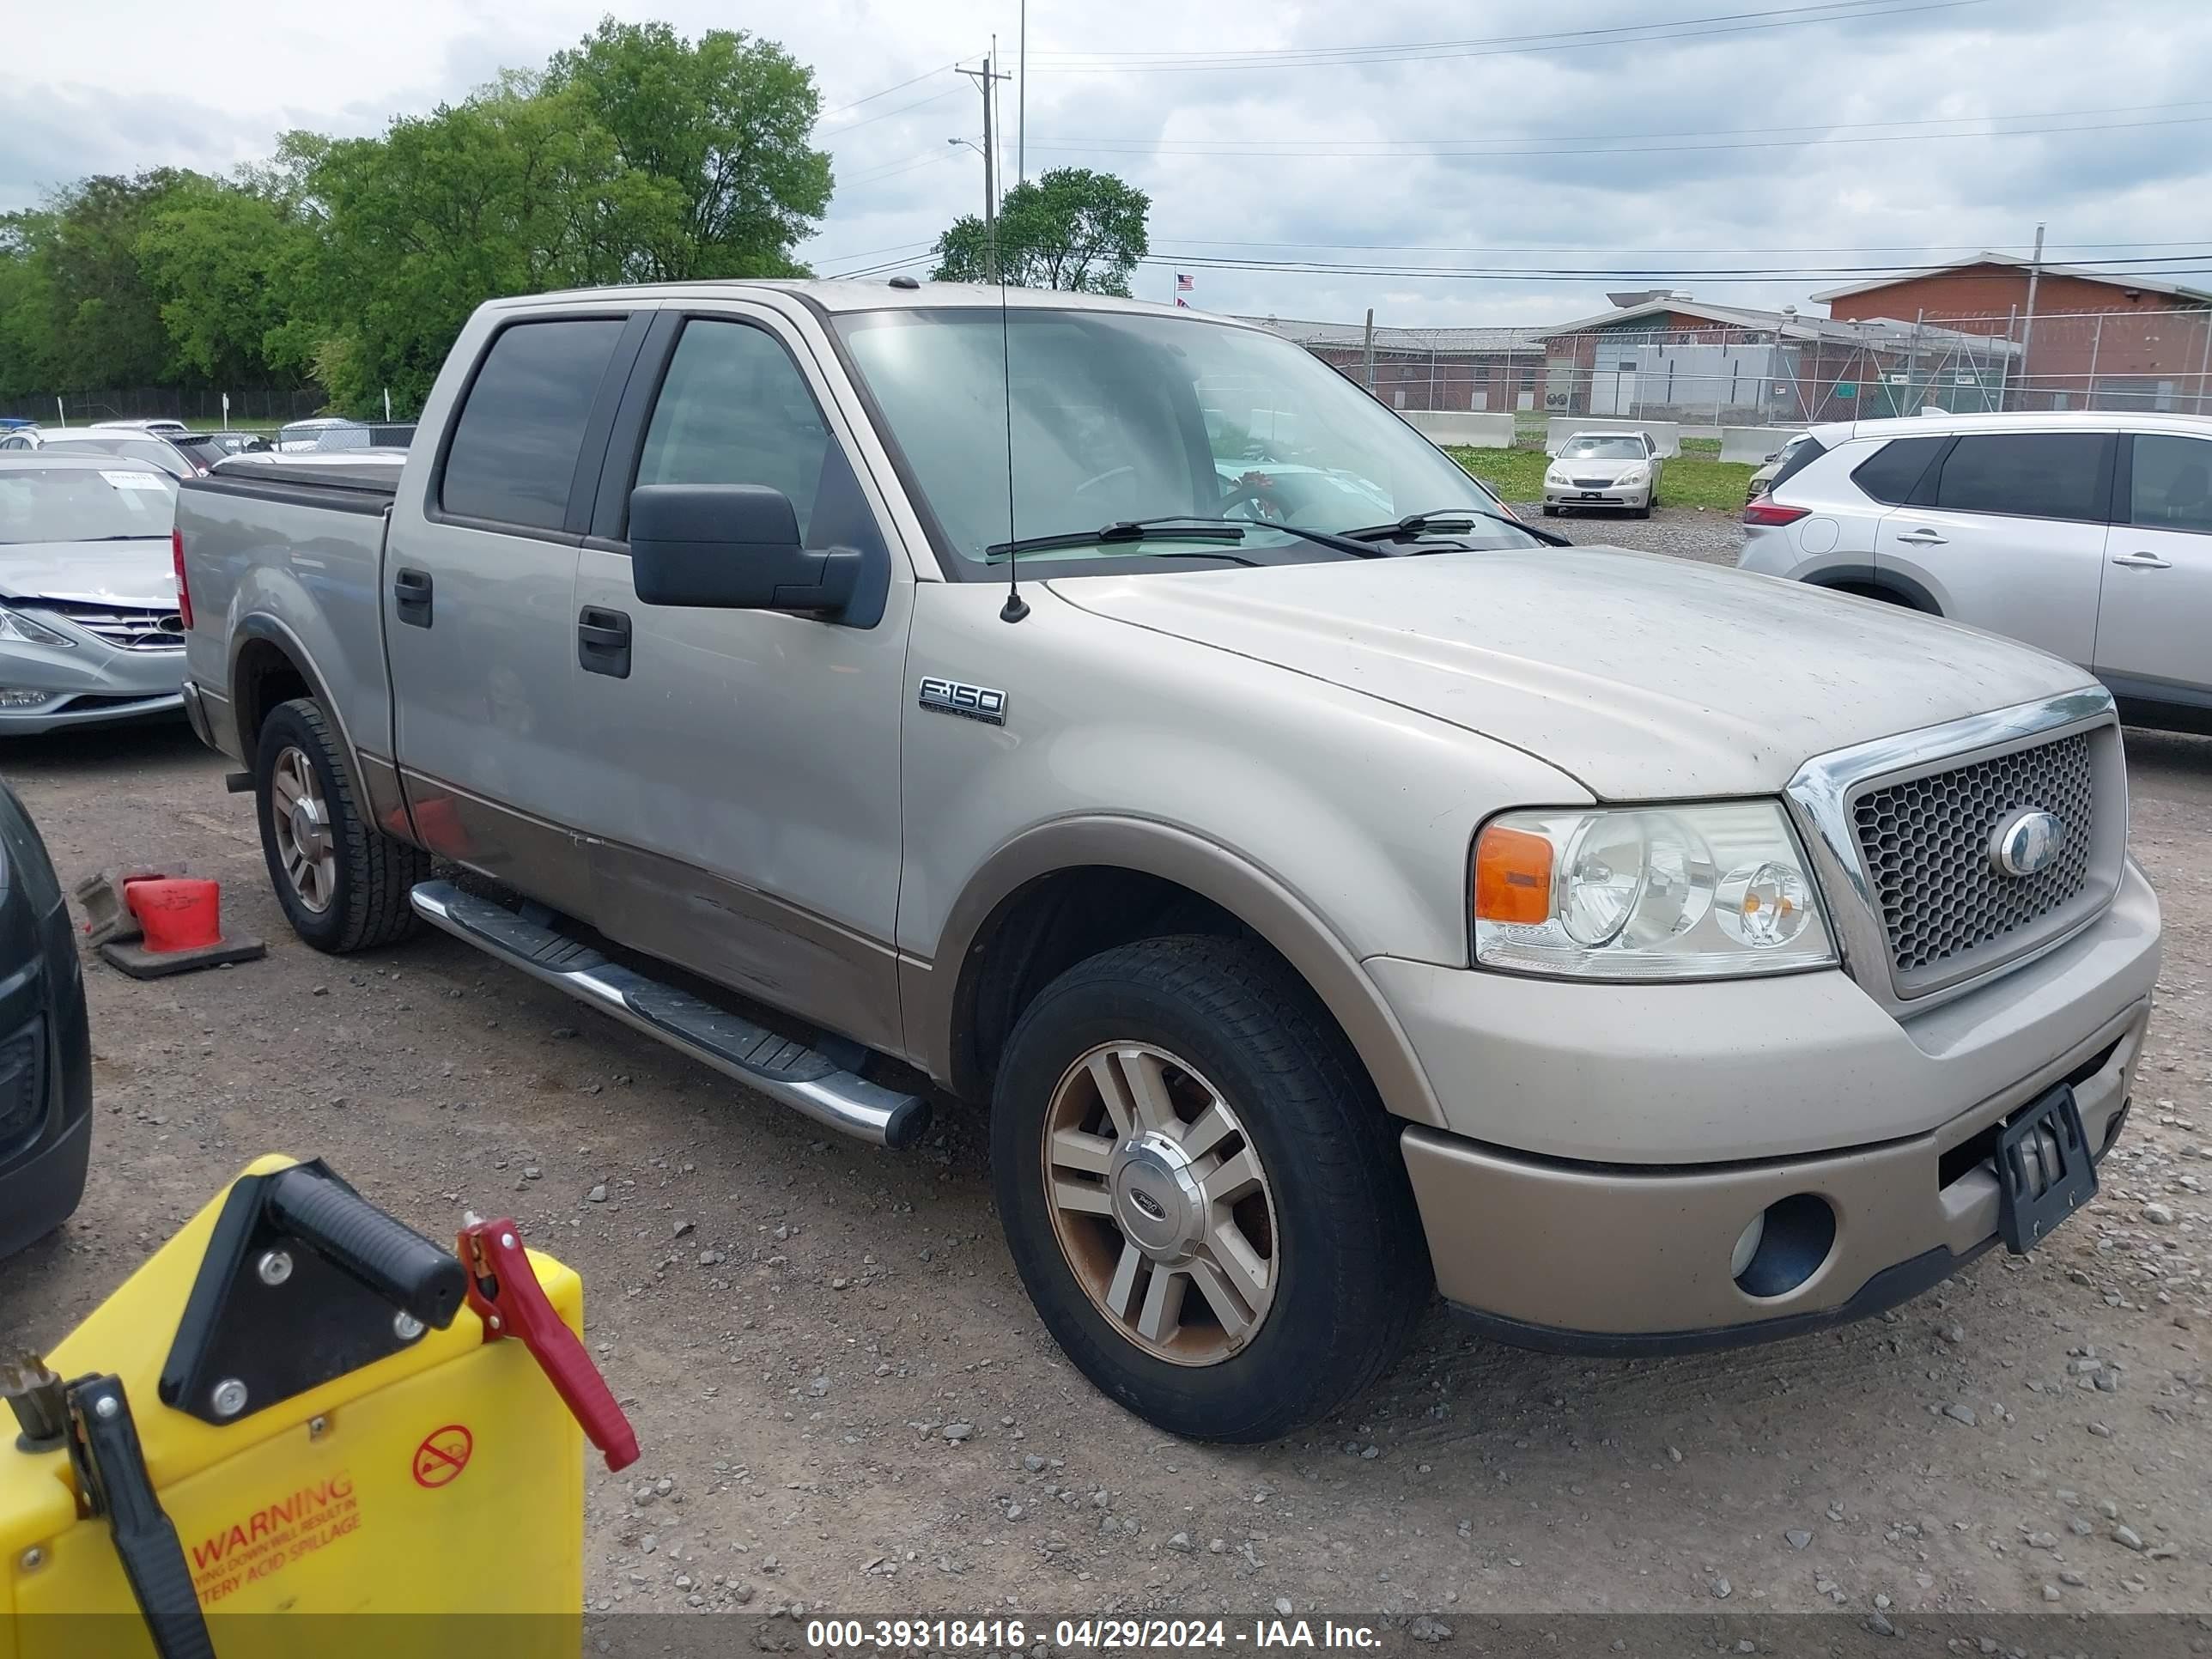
[918,677,1007,726]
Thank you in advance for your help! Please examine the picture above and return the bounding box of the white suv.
[1738,410,2212,733]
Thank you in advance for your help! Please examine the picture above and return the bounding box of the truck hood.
[1049,547,2094,799]
[0,538,177,610]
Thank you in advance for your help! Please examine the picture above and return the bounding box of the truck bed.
[178,453,403,767]
[198,452,404,508]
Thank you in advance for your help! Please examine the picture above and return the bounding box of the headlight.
[1618,466,1649,486]
[1472,802,1835,980]
[0,606,72,647]
[1544,469,1567,486]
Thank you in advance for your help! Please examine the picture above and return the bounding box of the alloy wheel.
[1039,1042,1279,1365]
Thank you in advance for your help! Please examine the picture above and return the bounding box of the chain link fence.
[1256,306,2212,437]
[9,386,331,430]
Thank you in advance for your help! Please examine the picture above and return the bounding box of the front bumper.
[1545,479,1650,509]
[0,635,187,736]
[0,1105,91,1258]
[1383,860,2160,1347]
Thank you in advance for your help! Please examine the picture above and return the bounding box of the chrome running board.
[409,880,929,1150]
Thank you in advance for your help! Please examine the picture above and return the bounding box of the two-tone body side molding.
[409,881,929,1149]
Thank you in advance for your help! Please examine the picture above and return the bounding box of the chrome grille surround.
[33,602,185,650]
[1785,688,2126,1007]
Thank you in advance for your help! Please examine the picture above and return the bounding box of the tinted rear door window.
[2127,434,2212,534]
[441,319,625,530]
[1931,433,2110,522]
[1850,434,1946,505]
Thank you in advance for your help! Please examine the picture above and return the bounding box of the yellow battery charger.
[2,1155,635,1658]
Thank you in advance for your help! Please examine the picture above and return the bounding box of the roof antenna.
[989,51,1026,625]
[998,264,1025,623]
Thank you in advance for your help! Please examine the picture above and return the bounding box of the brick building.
[1239,317,1547,412]
[1532,296,2014,424]
[1813,254,2212,413]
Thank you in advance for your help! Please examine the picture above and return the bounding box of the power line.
[834,149,959,190]
[1135,251,2212,284]
[1152,237,2212,256]
[820,86,963,149]
[811,238,939,268]
[1041,98,2212,154]
[1030,111,2212,161]
[819,61,965,119]
[1025,0,1990,73]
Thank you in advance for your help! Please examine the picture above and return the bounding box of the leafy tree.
[137,177,319,385]
[0,214,62,403]
[301,76,658,410]
[9,171,204,390]
[545,16,832,281]
[931,167,1151,295]
[0,17,836,411]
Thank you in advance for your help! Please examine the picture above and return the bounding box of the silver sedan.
[1542,431,1664,518]
[0,455,189,735]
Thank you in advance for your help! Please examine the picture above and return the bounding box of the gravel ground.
[3,630,2205,1628]
[1516,501,1749,567]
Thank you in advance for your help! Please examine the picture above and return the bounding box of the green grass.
[1448,446,1755,513]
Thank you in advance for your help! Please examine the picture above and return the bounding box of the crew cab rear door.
[383,306,654,919]
[562,301,915,1053]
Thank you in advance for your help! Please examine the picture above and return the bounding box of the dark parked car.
[0,780,91,1257]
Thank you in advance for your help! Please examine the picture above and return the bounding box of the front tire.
[254,697,428,953]
[991,936,1431,1442]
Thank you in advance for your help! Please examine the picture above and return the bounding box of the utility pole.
[1018,0,1027,188]
[1362,308,1376,392]
[2019,222,2045,408]
[957,52,1012,283]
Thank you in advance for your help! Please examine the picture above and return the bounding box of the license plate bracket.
[1576,491,1607,500]
[1995,1085,2097,1254]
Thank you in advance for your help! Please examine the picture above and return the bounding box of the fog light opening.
[1732,1194,1837,1299]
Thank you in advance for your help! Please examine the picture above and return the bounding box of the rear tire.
[254,697,428,953]
[991,935,1431,1442]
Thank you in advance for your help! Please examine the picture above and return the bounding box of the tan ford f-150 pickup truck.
[173,282,2160,1442]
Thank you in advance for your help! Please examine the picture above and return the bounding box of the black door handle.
[394,568,434,628]
[578,605,632,678]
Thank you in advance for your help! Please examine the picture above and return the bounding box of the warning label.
[412,1423,474,1488]
[188,1473,361,1605]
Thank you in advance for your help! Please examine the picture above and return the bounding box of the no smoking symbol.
[411,1424,474,1489]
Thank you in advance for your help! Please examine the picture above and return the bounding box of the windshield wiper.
[1340,507,1571,549]
[983,518,1249,560]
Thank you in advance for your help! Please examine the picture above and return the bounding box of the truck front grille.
[37,603,185,650]
[1851,732,2095,982]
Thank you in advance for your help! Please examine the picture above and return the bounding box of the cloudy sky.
[8,0,2209,330]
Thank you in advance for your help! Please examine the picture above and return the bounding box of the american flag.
[1175,272,1194,307]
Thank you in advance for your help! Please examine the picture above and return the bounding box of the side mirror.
[628,483,885,626]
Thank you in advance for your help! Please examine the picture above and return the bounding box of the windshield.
[1559,436,1646,460]
[0,465,177,544]
[835,307,1539,573]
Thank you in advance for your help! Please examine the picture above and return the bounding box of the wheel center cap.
[1108,1129,1206,1261]
[289,797,329,858]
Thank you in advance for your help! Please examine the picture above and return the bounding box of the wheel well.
[949,866,1350,1103]
[232,637,313,755]
[1816,578,1936,613]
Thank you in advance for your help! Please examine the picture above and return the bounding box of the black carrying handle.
[264,1166,466,1329]
[69,1376,216,1659]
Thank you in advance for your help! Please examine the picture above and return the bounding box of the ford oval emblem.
[1990,809,2064,878]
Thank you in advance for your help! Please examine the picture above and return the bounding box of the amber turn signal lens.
[1474,823,1554,926]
